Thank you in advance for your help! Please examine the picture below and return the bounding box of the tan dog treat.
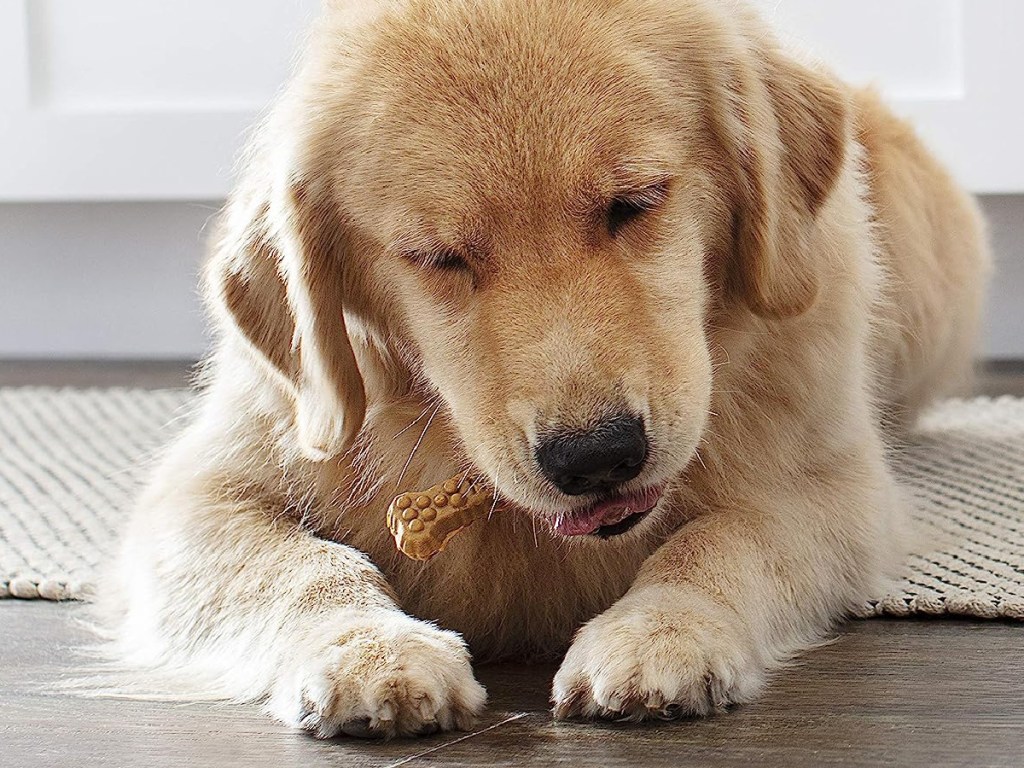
[387,476,492,561]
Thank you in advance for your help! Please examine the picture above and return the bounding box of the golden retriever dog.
[98,0,989,739]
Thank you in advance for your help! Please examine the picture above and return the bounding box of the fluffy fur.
[97,0,990,739]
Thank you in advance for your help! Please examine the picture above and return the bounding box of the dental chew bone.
[387,475,492,561]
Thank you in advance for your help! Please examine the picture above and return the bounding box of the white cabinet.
[0,0,319,201]
[750,0,1024,194]
[1,0,1021,200]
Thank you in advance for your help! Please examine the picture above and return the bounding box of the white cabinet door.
[1,0,1020,200]
[750,0,1024,194]
[0,0,319,201]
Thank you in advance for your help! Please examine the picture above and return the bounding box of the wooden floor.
[2,359,1024,768]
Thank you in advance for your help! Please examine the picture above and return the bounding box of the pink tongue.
[555,486,663,537]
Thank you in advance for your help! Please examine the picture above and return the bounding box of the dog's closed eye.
[404,248,471,273]
[606,182,670,237]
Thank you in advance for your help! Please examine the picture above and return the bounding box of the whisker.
[693,447,709,472]
[395,401,442,492]
[390,403,433,441]
[487,470,501,522]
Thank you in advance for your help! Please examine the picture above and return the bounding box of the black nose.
[535,415,648,496]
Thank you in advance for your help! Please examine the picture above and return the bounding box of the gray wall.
[1,202,215,358]
[1,197,1021,359]
[981,196,1024,359]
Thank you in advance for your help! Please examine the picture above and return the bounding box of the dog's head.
[207,0,848,538]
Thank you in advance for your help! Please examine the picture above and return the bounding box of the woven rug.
[1,388,1023,620]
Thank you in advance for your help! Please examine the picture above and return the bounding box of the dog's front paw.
[552,585,769,721]
[268,608,486,739]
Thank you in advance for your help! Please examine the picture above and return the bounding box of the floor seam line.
[383,712,530,767]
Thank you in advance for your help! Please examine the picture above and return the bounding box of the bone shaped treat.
[387,475,493,561]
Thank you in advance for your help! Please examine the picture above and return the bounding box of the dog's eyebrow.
[590,160,674,202]
[611,168,675,194]
[612,154,675,181]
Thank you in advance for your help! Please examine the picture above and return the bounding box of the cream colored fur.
[96,0,990,739]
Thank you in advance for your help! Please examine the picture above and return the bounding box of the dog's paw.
[268,608,486,739]
[552,585,769,721]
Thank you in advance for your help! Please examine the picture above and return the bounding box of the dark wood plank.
[0,602,526,768]
[2,603,1023,768]
[0,359,197,388]
[464,621,1024,768]
[978,360,1024,397]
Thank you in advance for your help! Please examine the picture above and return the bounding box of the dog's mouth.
[553,484,665,539]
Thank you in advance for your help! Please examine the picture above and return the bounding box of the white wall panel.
[0,1,1022,199]
[27,1,312,111]
[751,0,965,100]
[0,3,1019,359]
[0,0,319,201]
[752,0,1024,193]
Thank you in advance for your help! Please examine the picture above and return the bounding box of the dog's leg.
[552,445,904,721]
[102,482,486,739]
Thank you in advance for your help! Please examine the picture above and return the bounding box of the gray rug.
[1,388,1022,620]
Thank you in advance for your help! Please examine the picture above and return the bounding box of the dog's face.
[211,0,847,538]
[342,1,728,536]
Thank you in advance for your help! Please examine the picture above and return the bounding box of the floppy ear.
[729,49,850,318]
[206,174,366,461]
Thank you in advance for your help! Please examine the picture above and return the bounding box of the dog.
[98,0,990,738]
